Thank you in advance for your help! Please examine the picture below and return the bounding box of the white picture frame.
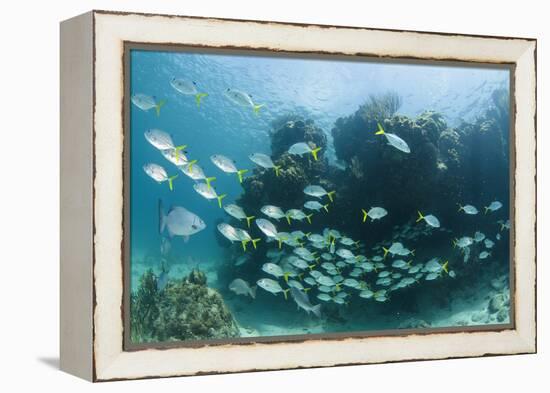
[60,10,536,381]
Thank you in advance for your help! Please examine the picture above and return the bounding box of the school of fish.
[133,78,509,319]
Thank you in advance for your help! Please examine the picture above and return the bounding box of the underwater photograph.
[127,47,512,346]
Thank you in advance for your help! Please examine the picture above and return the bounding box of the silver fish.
[234,228,260,251]
[224,88,264,114]
[454,236,474,248]
[131,94,166,116]
[255,218,278,238]
[217,223,240,242]
[290,258,311,270]
[262,263,284,278]
[229,278,256,298]
[224,204,255,227]
[170,78,208,107]
[143,163,178,191]
[249,153,280,176]
[424,258,449,274]
[289,287,321,317]
[416,211,440,228]
[257,278,288,298]
[375,123,410,153]
[261,205,286,221]
[288,142,322,161]
[286,209,312,224]
[288,280,305,290]
[144,129,176,150]
[336,248,354,260]
[479,251,491,259]
[359,289,374,299]
[161,148,188,167]
[392,259,410,269]
[316,275,336,287]
[193,182,226,208]
[304,200,329,212]
[458,204,479,215]
[361,207,388,222]
[308,234,325,243]
[343,278,360,288]
[474,231,486,242]
[484,201,503,213]
[180,160,216,189]
[159,200,205,240]
[303,185,335,202]
[317,293,332,302]
[210,154,248,183]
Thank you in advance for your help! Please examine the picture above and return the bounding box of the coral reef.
[130,269,160,342]
[223,90,510,331]
[358,92,403,123]
[238,116,332,217]
[230,92,509,259]
[130,268,239,343]
[330,92,509,238]
[270,118,328,159]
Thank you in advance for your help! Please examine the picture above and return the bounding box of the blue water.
[129,48,511,343]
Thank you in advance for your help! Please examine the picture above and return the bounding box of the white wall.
[0,0,545,391]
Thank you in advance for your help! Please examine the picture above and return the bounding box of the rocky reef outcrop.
[238,117,333,220]
[225,90,510,323]
[130,268,239,343]
[330,91,509,237]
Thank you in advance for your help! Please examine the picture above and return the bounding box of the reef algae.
[131,268,239,343]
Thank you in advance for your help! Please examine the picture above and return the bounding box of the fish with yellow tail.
[210,154,248,183]
[144,129,187,162]
[304,200,329,212]
[180,160,216,189]
[131,94,166,116]
[235,228,260,251]
[381,242,404,259]
[457,203,479,215]
[285,209,313,224]
[170,78,208,108]
[374,123,411,153]
[361,207,388,222]
[224,88,264,115]
[416,211,441,228]
[289,142,322,161]
[143,163,178,191]
[192,182,226,208]
[248,153,281,177]
[423,259,449,280]
[223,204,255,228]
[303,185,335,202]
[257,278,289,299]
[262,263,285,279]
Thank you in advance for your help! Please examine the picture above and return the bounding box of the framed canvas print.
[60,10,537,381]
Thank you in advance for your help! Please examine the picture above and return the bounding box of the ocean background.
[129,48,511,342]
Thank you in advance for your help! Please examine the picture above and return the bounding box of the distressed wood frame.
[60,10,537,382]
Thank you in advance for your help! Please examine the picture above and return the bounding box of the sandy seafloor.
[131,254,510,339]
